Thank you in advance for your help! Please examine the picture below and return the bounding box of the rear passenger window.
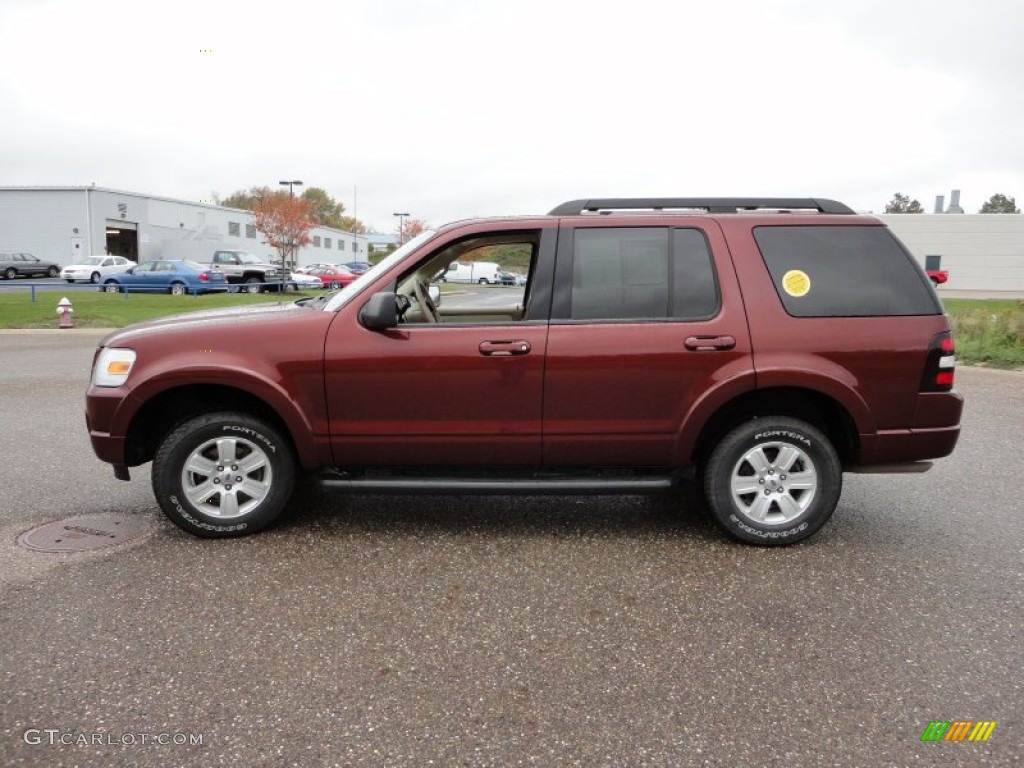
[754,225,941,317]
[570,227,718,321]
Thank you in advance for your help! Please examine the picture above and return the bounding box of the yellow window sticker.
[782,269,811,297]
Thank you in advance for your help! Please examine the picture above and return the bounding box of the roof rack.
[547,197,855,216]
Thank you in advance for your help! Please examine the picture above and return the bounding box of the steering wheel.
[395,293,412,321]
[413,279,441,323]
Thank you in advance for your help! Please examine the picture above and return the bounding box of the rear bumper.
[859,425,961,465]
[857,389,963,465]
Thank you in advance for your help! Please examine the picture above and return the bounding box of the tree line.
[885,192,1019,214]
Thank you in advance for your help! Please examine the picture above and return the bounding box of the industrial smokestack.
[947,189,964,214]
[934,195,945,213]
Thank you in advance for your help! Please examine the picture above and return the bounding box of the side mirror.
[359,292,398,331]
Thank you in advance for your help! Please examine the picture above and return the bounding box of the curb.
[0,328,117,334]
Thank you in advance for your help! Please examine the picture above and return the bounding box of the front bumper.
[86,386,129,465]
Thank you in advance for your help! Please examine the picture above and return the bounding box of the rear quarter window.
[753,225,941,317]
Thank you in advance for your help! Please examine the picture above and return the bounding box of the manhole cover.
[18,514,151,553]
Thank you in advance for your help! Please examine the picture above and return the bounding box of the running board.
[319,469,679,494]
[846,461,933,474]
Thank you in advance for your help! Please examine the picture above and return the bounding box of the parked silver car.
[0,252,60,279]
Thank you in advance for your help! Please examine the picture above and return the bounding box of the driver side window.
[396,231,540,325]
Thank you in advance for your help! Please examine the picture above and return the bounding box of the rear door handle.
[684,335,736,351]
[479,340,531,356]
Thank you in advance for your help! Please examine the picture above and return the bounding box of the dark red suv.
[86,198,962,544]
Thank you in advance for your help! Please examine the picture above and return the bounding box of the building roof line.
[0,185,367,237]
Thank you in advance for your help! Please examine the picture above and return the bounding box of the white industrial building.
[881,214,1024,295]
[0,186,368,268]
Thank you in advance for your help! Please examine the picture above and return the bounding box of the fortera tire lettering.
[753,430,811,446]
[168,495,249,532]
[221,425,276,452]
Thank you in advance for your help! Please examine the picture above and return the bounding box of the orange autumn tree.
[399,218,429,243]
[254,192,317,270]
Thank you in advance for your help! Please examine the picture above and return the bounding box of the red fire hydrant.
[57,297,74,329]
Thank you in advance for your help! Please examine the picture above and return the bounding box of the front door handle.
[479,340,531,356]
[684,335,736,351]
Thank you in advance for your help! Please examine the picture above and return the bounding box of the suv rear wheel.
[152,412,296,538]
[704,417,841,546]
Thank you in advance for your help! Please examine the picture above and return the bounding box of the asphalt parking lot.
[1,330,1021,767]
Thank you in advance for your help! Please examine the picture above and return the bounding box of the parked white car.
[61,255,136,283]
[443,260,501,284]
[288,272,323,290]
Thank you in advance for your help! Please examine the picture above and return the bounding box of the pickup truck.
[207,250,289,293]
[86,197,962,546]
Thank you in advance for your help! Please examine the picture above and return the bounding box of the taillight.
[920,332,955,392]
[198,272,210,282]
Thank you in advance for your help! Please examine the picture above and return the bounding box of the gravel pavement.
[1,330,1021,767]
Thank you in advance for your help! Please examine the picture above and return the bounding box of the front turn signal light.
[92,348,137,387]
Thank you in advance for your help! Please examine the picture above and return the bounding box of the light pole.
[393,212,410,246]
[279,180,303,268]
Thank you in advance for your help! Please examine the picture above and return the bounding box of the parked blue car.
[342,260,372,274]
[101,260,230,295]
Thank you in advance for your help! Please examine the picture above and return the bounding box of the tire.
[47,266,59,278]
[930,277,940,287]
[90,272,101,284]
[66,279,74,284]
[169,282,187,296]
[104,282,121,293]
[4,267,15,280]
[703,417,841,546]
[244,277,262,294]
[152,412,296,538]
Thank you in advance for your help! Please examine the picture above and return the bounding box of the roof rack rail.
[547,197,855,216]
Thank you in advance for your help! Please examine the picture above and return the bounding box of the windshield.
[236,253,262,264]
[81,256,105,265]
[323,229,438,312]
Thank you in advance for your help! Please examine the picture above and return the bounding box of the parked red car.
[306,265,357,289]
[86,196,962,546]
[927,269,948,286]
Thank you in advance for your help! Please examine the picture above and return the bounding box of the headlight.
[92,347,136,387]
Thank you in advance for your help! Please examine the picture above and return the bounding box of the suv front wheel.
[152,412,296,538]
[704,417,841,546]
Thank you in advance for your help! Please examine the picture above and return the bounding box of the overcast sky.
[1,0,1021,232]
